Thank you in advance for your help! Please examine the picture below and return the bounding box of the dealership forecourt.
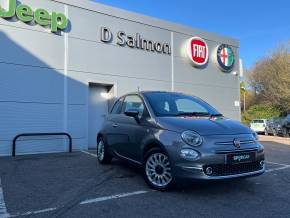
[0,140,290,217]
[0,0,240,156]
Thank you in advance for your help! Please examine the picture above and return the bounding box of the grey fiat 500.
[97,91,265,191]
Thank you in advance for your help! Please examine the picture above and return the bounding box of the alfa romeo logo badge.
[216,44,235,72]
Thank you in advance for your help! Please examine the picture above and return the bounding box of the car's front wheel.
[282,128,290,138]
[143,148,174,191]
[97,137,112,164]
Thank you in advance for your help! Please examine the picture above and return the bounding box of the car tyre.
[282,128,290,138]
[97,137,112,164]
[143,147,175,191]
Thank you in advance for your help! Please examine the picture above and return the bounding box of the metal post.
[243,92,246,112]
[12,133,72,157]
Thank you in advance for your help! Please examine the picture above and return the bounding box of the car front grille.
[203,161,263,177]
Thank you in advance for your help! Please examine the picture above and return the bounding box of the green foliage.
[247,43,290,112]
[242,104,281,125]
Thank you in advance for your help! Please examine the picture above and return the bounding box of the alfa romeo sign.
[186,37,208,67]
[216,44,235,72]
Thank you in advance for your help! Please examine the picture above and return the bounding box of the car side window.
[122,95,145,119]
[111,98,123,114]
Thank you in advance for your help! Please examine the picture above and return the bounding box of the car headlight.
[252,132,259,141]
[181,131,202,146]
[180,149,199,161]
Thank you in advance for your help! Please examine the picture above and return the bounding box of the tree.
[242,104,281,125]
[247,43,290,112]
[240,81,260,111]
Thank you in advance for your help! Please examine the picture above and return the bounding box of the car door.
[105,97,127,153]
[266,120,272,134]
[116,94,151,163]
[285,115,290,128]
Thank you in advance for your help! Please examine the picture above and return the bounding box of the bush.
[242,104,281,126]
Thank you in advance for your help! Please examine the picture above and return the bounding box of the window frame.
[110,97,124,114]
[121,94,150,120]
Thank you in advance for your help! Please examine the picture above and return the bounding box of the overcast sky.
[94,0,290,69]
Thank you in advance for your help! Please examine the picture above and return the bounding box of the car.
[281,114,290,137]
[267,118,283,136]
[96,91,265,191]
[250,119,269,135]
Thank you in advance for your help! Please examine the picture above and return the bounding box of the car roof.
[252,119,267,121]
[129,90,198,96]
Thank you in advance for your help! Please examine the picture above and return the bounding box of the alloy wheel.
[97,140,105,161]
[145,153,172,187]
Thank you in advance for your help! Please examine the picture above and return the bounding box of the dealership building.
[0,0,241,156]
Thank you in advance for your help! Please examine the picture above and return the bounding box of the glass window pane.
[144,92,219,117]
[123,95,144,119]
[175,99,208,113]
[111,98,123,114]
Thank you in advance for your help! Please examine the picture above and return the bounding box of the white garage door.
[88,83,113,149]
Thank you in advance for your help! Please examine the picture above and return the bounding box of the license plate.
[227,152,256,164]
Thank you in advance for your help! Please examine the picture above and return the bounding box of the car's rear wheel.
[97,137,112,164]
[282,128,290,138]
[143,148,174,191]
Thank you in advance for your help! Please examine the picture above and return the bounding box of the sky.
[93,0,290,69]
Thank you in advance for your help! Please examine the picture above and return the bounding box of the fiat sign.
[186,37,208,67]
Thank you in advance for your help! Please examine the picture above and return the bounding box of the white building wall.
[0,0,240,156]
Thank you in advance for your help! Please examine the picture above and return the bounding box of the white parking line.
[264,161,290,173]
[0,177,10,218]
[9,207,57,217]
[80,190,149,205]
[8,191,149,217]
[81,150,98,158]
[265,161,290,167]
[265,166,290,173]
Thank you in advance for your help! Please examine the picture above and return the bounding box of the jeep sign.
[0,0,68,33]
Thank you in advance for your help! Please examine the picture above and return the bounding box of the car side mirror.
[124,109,140,123]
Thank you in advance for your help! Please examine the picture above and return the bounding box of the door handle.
[112,123,118,128]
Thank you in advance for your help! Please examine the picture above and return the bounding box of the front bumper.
[250,127,265,133]
[171,146,265,180]
[175,161,265,180]
[158,131,265,180]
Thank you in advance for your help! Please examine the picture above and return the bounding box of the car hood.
[156,116,252,135]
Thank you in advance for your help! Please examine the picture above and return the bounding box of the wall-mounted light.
[232,71,238,76]
[100,92,112,99]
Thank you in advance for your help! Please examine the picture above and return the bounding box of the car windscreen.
[251,120,264,123]
[143,92,220,117]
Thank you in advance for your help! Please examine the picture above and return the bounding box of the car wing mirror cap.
[124,109,140,123]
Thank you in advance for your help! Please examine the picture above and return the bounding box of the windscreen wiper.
[210,113,223,117]
[175,112,211,117]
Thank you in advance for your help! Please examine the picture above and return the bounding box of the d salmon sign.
[186,37,208,67]
[216,44,235,72]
